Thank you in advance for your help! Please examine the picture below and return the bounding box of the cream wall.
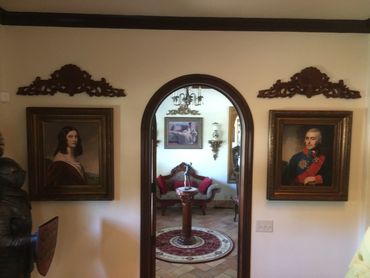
[364,36,370,231]
[0,26,369,277]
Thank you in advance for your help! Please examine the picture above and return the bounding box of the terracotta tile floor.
[156,206,238,278]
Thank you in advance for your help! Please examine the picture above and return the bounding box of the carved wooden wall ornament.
[257,67,361,99]
[17,64,126,97]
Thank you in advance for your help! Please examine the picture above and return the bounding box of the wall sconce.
[167,86,203,115]
[208,122,223,160]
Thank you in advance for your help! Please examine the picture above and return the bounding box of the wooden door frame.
[140,74,254,278]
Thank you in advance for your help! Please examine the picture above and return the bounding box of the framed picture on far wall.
[267,110,352,201]
[26,107,114,201]
[164,117,203,149]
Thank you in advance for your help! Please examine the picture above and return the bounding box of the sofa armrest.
[155,184,170,198]
[206,183,221,199]
[155,184,162,198]
[155,184,179,200]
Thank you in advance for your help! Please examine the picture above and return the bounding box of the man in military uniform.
[283,128,331,186]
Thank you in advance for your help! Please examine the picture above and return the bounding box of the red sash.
[296,155,325,184]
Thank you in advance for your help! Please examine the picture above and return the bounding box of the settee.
[155,162,221,215]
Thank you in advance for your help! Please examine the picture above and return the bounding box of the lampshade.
[212,122,221,140]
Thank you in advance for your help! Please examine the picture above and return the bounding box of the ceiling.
[0,0,369,20]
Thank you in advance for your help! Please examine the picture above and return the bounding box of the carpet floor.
[156,226,233,263]
[156,206,238,278]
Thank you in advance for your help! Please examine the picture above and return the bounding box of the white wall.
[364,36,370,230]
[156,88,236,199]
[0,26,369,277]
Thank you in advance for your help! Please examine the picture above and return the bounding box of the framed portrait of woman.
[26,107,114,201]
[267,110,352,201]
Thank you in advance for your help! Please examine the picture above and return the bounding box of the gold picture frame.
[267,110,352,201]
[26,107,114,201]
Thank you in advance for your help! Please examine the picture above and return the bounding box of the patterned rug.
[156,226,234,264]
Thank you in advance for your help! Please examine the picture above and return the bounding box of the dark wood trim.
[141,74,254,278]
[17,64,126,97]
[0,8,4,24]
[258,66,362,99]
[140,112,154,278]
[0,8,369,33]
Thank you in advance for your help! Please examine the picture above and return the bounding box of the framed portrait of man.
[26,107,114,201]
[267,110,352,201]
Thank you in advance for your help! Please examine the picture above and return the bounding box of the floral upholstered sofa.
[155,162,220,215]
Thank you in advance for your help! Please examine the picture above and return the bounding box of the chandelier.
[167,86,203,115]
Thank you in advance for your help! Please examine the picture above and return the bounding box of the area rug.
[156,226,234,263]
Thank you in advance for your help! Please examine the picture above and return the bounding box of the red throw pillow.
[198,177,212,194]
[156,175,168,194]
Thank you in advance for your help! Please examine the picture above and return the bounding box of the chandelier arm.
[168,86,203,114]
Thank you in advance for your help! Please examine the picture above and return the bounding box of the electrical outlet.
[256,220,273,232]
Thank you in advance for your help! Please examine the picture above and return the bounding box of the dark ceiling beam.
[0,8,4,24]
[0,8,369,33]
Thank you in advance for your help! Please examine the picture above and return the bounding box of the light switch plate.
[256,220,273,232]
[0,92,10,103]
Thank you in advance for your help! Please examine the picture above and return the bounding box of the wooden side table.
[175,187,198,245]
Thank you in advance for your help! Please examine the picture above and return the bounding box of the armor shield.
[35,216,59,276]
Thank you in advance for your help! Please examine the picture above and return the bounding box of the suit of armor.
[0,157,33,278]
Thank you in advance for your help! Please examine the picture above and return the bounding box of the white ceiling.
[0,0,369,20]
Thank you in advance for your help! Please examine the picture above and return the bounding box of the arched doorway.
[141,74,254,278]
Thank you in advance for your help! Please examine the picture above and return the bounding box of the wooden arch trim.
[140,74,254,278]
